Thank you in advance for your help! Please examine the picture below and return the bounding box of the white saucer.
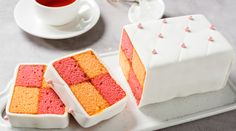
[128,0,165,23]
[14,0,100,39]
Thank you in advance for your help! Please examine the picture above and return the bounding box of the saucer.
[14,0,100,39]
[128,0,165,23]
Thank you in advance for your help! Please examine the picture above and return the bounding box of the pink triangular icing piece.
[209,24,216,30]
[181,43,187,48]
[158,33,164,38]
[152,49,158,55]
[3,115,8,120]
[137,23,144,29]
[208,36,214,42]
[184,26,191,32]
[162,19,167,24]
[68,108,74,114]
[188,16,194,21]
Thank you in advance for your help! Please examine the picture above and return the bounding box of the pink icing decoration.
[185,27,191,32]
[181,43,187,48]
[208,36,214,42]
[152,49,158,55]
[209,24,216,30]
[47,80,54,88]
[158,33,164,38]
[162,19,167,24]
[3,115,8,120]
[188,16,194,20]
[137,23,144,29]
[68,108,74,114]
[47,80,53,84]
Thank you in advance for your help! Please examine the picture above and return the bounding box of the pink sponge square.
[53,57,88,85]
[15,65,45,87]
[128,68,143,105]
[121,29,133,62]
[38,88,65,114]
[91,73,126,105]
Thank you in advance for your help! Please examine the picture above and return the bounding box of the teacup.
[34,0,89,26]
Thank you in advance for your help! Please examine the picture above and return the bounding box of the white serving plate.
[1,51,236,131]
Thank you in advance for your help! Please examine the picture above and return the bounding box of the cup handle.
[77,0,94,22]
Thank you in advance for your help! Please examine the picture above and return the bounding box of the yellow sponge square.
[9,86,39,114]
[73,51,107,79]
[119,49,131,80]
[132,49,146,87]
[70,82,109,116]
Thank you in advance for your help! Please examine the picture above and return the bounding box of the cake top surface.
[124,14,234,68]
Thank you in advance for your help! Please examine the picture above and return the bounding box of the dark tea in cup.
[36,0,76,7]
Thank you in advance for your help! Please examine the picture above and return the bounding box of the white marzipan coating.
[123,15,235,108]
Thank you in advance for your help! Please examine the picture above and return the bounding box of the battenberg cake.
[45,49,127,127]
[6,64,69,128]
[119,14,235,107]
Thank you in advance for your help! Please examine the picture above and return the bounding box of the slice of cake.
[6,64,69,128]
[46,49,127,127]
[119,14,235,107]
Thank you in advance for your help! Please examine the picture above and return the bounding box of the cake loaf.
[45,49,127,127]
[119,14,235,107]
[6,64,69,128]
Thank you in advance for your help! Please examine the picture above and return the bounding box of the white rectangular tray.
[1,51,236,131]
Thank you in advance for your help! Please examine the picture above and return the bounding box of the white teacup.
[34,0,90,26]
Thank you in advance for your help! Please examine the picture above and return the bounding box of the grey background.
[1,0,236,130]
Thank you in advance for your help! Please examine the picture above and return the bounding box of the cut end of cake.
[120,29,146,105]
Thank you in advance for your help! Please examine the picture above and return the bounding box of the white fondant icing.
[6,64,69,129]
[45,49,127,128]
[122,14,235,108]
